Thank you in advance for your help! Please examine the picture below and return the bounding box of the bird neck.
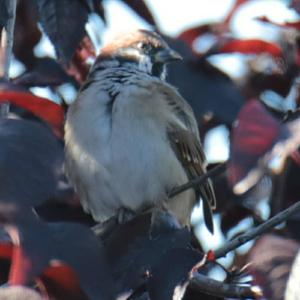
[89,57,167,81]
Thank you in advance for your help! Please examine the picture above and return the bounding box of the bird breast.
[65,78,193,222]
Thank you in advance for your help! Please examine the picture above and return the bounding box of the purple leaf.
[37,0,89,63]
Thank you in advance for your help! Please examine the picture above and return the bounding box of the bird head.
[92,30,182,80]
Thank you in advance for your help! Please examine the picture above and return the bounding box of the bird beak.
[154,48,183,63]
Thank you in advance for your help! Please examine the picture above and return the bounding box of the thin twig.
[215,200,300,259]
[0,0,17,79]
[93,162,227,238]
[190,273,262,299]
[0,102,10,118]
[169,162,227,198]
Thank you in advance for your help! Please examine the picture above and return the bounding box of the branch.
[169,162,227,198]
[215,200,300,259]
[0,0,17,79]
[93,163,227,238]
[189,273,262,299]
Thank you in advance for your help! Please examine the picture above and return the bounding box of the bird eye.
[137,42,150,51]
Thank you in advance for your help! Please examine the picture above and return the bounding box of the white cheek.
[160,66,167,81]
[119,48,153,75]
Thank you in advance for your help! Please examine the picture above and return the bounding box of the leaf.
[0,0,9,28]
[35,200,95,225]
[2,222,114,300]
[13,57,74,87]
[166,36,244,126]
[228,100,283,186]
[94,1,106,23]
[220,39,283,57]
[256,16,300,30]
[223,0,250,26]
[66,34,96,83]
[290,0,300,14]
[46,222,114,300]
[13,0,41,69]
[249,234,299,300]
[0,118,64,207]
[249,74,296,98]
[0,88,64,137]
[177,24,216,47]
[148,248,205,300]
[104,212,192,296]
[176,0,251,48]
[121,0,157,27]
[230,103,300,195]
[40,264,90,300]
[36,0,89,63]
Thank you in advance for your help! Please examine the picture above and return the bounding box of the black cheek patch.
[151,63,164,78]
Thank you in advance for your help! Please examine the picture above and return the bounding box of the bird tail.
[199,177,216,234]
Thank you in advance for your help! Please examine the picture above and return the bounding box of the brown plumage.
[65,30,216,231]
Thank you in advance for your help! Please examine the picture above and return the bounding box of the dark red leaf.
[66,35,96,83]
[9,245,40,285]
[224,0,251,26]
[0,90,64,137]
[177,0,251,49]
[121,0,157,27]
[220,39,283,57]
[40,264,89,300]
[0,242,13,260]
[1,222,114,300]
[290,0,300,14]
[249,234,299,300]
[228,100,285,187]
[13,0,41,69]
[229,100,300,194]
[13,57,74,88]
[177,0,251,47]
[177,24,215,47]
[0,242,98,300]
[37,0,89,63]
[256,16,300,30]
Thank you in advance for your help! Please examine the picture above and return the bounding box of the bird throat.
[151,62,166,80]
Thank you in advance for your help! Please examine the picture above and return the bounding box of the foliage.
[1,0,300,299]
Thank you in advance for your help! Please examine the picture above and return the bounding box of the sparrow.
[64,30,216,231]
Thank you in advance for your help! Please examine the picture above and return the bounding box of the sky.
[102,0,297,38]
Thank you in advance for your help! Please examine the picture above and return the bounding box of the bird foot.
[117,207,136,224]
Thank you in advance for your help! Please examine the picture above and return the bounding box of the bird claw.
[117,207,136,224]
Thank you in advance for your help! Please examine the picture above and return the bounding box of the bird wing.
[150,80,216,232]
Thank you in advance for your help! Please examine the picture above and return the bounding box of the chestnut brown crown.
[92,30,182,79]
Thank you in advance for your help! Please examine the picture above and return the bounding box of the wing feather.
[152,81,216,232]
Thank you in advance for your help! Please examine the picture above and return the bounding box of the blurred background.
[2,1,300,298]
[7,0,300,274]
